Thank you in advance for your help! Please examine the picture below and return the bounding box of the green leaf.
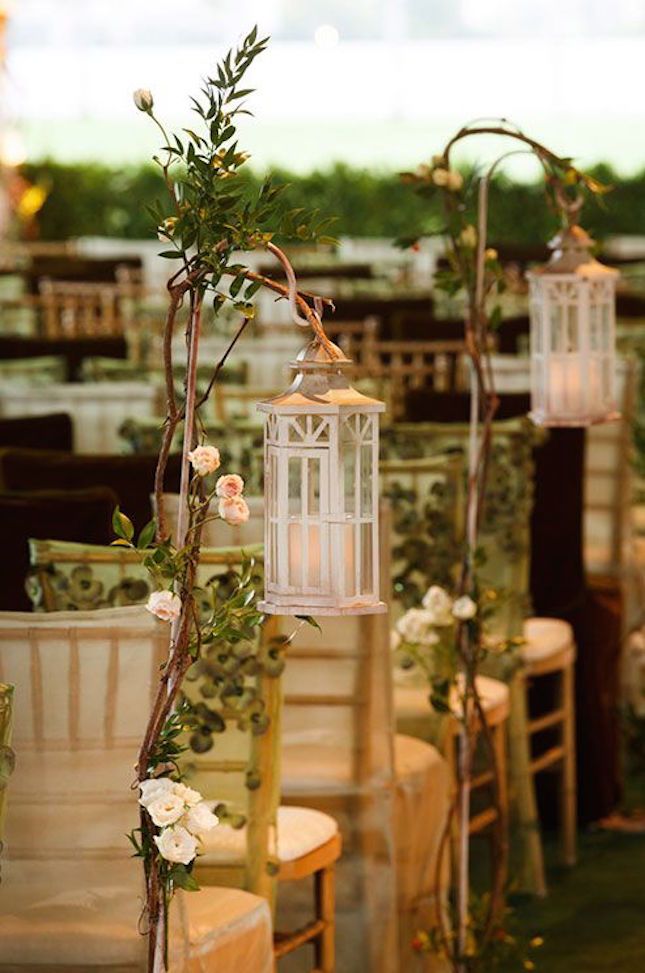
[295,614,322,633]
[170,864,200,892]
[137,519,156,550]
[112,506,134,542]
[430,693,451,714]
[158,250,185,260]
[229,272,246,298]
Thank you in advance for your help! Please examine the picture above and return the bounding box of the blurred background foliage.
[22,159,644,244]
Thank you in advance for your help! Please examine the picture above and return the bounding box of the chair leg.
[314,863,336,973]
[560,659,577,866]
[490,719,509,892]
[509,675,547,896]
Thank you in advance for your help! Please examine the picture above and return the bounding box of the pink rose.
[146,590,181,622]
[188,445,221,476]
[215,474,244,499]
[218,495,250,526]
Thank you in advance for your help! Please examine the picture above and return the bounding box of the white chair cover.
[0,606,273,972]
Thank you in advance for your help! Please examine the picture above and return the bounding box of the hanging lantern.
[527,224,620,427]
[258,337,386,616]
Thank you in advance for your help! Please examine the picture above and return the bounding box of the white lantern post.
[257,248,386,616]
[527,223,620,427]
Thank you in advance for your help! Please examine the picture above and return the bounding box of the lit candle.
[288,520,355,596]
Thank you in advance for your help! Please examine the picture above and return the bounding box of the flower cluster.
[187,444,250,526]
[392,584,477,652]
[144,445,251,622]
[139,776,218,866]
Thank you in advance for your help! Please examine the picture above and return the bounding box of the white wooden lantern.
[527,224,620,426]
[258,338,386,616]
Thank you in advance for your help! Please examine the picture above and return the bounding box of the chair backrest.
[380,453,465,613]
[380,420,537,639]
[324,316,379,366]
[177,549,281,901]
[28,537,264,613]
[0,606,165,864]
[38,278,128,339]
[358,339,469,419]
[279,503,394,792]
[0,683,14,857]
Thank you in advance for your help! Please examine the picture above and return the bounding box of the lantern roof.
[527,223,619,280]
[257,338,385,414]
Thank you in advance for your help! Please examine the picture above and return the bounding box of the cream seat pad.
[522,616,574,664]
[199,805,338,865]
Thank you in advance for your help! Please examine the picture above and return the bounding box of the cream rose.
[484,247,498,262]
[183,801,219,836]
[146,590,181,622]
[172,782,202,808]
[432,167,450,187]
[188,444,221,476]
[133,88,154,113]
[147,792,186,828]
[139,776,173,809]
[422,585,454,626]
[218,495,250,525]
[452,595,477,621]
[446,169,464,191]
[215,474,244,499]
[396,608,439,646]
[154,826,198,865]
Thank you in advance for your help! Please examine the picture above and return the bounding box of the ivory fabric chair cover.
[0,606,273,972]
[276,507,451,973]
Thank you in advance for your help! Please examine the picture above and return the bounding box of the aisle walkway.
[508,828,645,971]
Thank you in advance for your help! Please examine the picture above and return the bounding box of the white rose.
[133,88,154,113]
[396,608,439,646]
[422,585,454,626]
[154,826,198,865]
[218,495,250,526]
[172,782,202,808]
[139,777,173,809]
[215,473,245,499]
[188,445,221,476]
[182,801,219,836]
[147,792,186,828]
[146,589,181,622]
[452,595,477,621]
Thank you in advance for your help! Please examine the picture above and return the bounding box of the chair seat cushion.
[522,616,573,663]
[199,804,338,865]
[395,674,509,725]
[0,860,272,972]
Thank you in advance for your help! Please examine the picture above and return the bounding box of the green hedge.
[22,160,645,245]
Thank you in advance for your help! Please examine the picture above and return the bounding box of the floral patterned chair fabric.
[27,538,263,614]
[380,418,539,643]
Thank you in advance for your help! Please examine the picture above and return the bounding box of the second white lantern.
[527,224,619,427]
